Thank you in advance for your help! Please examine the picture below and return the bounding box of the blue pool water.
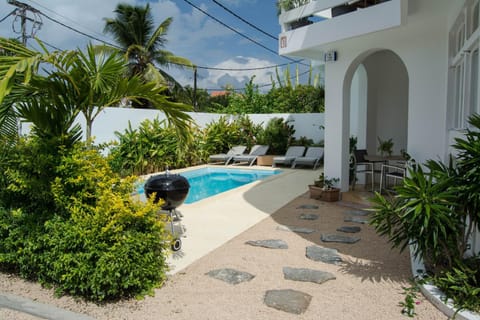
[138,167,281,204]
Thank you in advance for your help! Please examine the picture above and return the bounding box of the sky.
[0,0,317,92]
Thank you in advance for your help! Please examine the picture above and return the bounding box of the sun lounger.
[272,146,306,167]
[209,145,246,165]
[231,145,269,166]
[291,147,324,169]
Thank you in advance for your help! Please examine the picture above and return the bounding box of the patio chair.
[272,146,306,167]
[291,147,324,169]
[379,159,408,193]
[350,149,376,191]
[231,145,269,166]
[209,145,246,165]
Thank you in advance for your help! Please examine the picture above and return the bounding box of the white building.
[279,0,479,252]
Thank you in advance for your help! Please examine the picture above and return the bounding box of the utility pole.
[6,0,42,136]
[7,0,42,46]
[193,66,198,111]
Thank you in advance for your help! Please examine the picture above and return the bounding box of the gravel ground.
[0,192,448,320]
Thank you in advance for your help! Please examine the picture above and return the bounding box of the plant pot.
[309,185,340,201]
[308,184,323,199]
[320,187,340,202]
[256,155,276,166]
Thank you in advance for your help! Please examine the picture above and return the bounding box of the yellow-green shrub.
[0,140,170,301]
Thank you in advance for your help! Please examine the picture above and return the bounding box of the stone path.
[245,239,288,249]
[205,202,368,315]
[205,268,255,285]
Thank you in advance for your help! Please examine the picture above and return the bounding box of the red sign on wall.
[280,36,287,49]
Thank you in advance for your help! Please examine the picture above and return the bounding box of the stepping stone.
[345,209,370,216]
[245,239,288,249]
[299,213,319,220]
[264,289,312,315]
[283,267,336,284]
[206,268,255,285]
[337,226,361,233]
[297,204,319,209]
[306,246,342,264]
[277,225,315,234]
[344,216,369,224]
[321,234,360,244]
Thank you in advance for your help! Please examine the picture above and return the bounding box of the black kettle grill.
[144,172,190,210]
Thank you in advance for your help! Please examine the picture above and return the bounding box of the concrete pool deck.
[166,165,319,274]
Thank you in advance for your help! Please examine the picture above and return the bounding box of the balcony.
[278,0,408,59]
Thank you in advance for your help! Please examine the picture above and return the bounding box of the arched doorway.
[345,49,409,189]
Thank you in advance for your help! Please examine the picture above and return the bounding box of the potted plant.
[309,174,340,201]
[377,137,394,156]
[277,0,313,29]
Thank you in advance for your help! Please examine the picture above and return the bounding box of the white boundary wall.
[72,107,325,145]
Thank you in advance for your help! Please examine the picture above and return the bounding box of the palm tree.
[103,3,193,94]
[0,37,193,142]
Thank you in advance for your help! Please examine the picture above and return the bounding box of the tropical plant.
[276,0,310,14]
[109,117,204,176]
[103,3,193,94]
[0,38,193,141]
[225,76,270,113]
[377,137,394,156]
[371,114,480,275]
[432,257,480,313]
[257,117,295,155]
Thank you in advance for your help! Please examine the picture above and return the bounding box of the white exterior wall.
[323,0,451,190]
[350,65,368,149]
[364,51,408,156]
[71,108,325,146]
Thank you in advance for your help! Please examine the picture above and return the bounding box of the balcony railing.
[278,0,407,57]
[279,0,392,32]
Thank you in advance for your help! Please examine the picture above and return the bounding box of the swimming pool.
[138,167,281,204]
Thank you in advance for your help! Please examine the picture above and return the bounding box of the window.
[469,49,479,118]
[472,2,479,35]
[449,1,480,129]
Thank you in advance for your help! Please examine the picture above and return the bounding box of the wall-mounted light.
[324,50,337,62]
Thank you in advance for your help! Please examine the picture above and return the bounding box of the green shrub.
[109,118,200,175]
[202,115,263,157]
[257,117,295,155]
[0,136,60,218]
[370,114,480,314]
[0,140,170,302]
[432,257,480,313]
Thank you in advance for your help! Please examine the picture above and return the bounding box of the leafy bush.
[109,118,202,176]
[0,140,170,301]
[266,85,324,113]
[432,257,480,313]
[370,164,460,273]
[202,116,242,157]
[0,136,60,218]
[370,114,480,313]
[257,117,295,155]
[201,115,263,157]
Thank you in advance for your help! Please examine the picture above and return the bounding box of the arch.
[341,49,409,190]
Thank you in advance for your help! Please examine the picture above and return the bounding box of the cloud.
[0,0,288,92]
